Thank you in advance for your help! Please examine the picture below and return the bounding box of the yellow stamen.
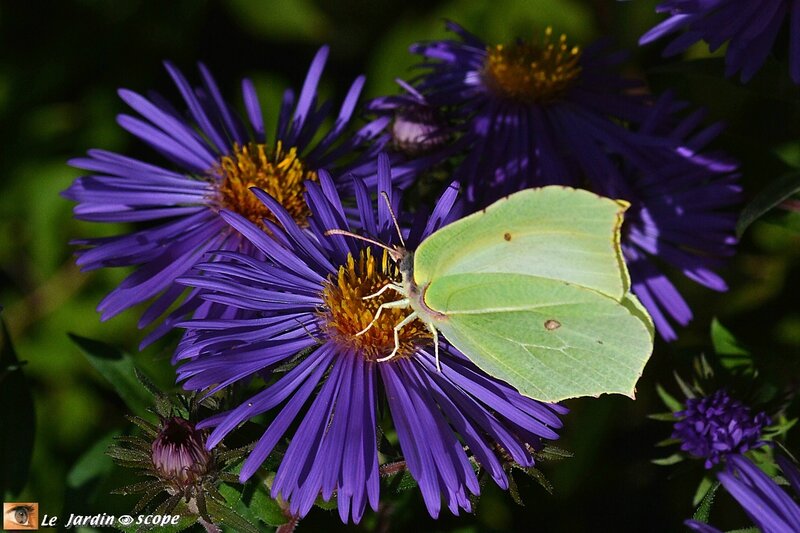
[483,27,582,104]
[213,141,317,228]
[320,248,431,360]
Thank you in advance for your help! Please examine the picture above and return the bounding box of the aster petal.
[381,363,442,518]
[217,209,325,282]
[163,61,229,154]
[777,455,800,496]
[202,347,330,448]
[287,46,329,143]
[684,520,722,533]
[241,78,265,141]
[721,456,800,531]
[118,88,217,165]
[198,62,248,144]
[117,114,213,172]
[308,75,365,159]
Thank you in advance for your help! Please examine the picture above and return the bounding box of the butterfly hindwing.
[425,272,654,402]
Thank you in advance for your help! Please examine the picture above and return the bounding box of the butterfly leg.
[423,322,441,372]
[356,298,410,337]
[378,311,419,363]
[362,282,405,300]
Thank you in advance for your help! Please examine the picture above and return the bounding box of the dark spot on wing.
[544,319,561,331]
[503,232,512,241]
[597,340,603,345]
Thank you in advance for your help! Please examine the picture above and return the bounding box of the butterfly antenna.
[381,191,406,247]
[324,229,397,255]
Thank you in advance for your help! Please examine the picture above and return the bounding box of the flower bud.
[392,106,447,156]
[151,417,211,490]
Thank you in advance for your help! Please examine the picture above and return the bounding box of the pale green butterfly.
[328,186,654,403]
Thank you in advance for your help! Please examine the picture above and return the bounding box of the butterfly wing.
[427,272,654,402]
[413,186,630,300]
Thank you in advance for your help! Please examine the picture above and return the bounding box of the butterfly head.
[395,247,414,279]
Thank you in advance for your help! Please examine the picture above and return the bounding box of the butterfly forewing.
[413,186,630,301]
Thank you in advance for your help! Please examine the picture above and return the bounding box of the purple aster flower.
[174,156,568,523]
[686,454,800,533]
[407,21,668,204]
[672,389,771,469]
[640,0,800,84]
[63,47,392,346]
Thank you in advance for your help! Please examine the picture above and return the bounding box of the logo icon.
[3,503,38,530]
[117,515,134,526]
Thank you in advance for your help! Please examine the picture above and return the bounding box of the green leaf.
[0,317,35,497]
[692,475,713,507]
[652,454,684,466]
[737,171,800,237]
[764,417,798,440]
[648,412,679,422]
[692,480,720,523]
[217,481,286,530]
[206,489,261,533]
[524,467,554,495]
[674,372,696,401]
[62,431,127,519]
[535,445,574,462]
[133,368,172,419]
[507,473,524,506]
[68,333,153,418]
[656,383,684,412]
[67,432,117,489]
[710,319,755,371]
[313,495,339,511]
[387,469,419,493]
[241,480,287,527]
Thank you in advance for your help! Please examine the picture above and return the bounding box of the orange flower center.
[320,248,431,360]
[483,27,582,104]
[213,141,317,228]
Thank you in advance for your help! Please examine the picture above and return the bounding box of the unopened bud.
[151,417,211,490]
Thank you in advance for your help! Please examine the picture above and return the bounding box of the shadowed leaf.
[738,171,800,237]
[0,317,35,497]
[68,333,153,419]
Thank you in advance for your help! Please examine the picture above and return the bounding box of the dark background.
[1,1,799,531]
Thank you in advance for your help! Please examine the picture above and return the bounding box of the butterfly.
[329,186,654,403]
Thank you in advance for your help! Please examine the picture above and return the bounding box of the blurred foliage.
[1,0,799,531]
